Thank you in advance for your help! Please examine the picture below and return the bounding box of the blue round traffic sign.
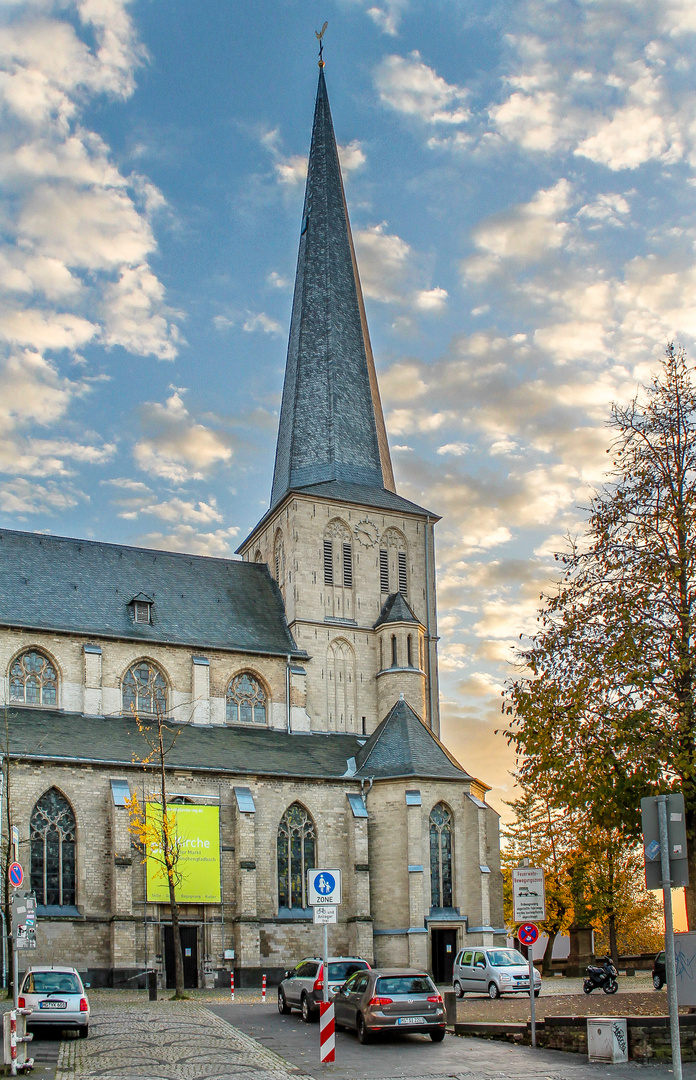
[8,862,23,888]
[518,922,539,946]
[313,871,336,895]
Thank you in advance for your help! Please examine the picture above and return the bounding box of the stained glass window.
[30,789,76,907]
[277,803,316,909]
[430,802,453,908]
[122,661,167,715]
[9,650,57,707]
[226,673,267,725]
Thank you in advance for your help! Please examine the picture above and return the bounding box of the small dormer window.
[129,594,153,624]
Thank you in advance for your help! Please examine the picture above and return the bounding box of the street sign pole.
[658,795,682,1080]
[323,921,328,1004]
[529,949,536,1048]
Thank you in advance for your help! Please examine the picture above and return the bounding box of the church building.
[0,65,504,988]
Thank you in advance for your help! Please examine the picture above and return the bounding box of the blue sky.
[2,0,696,807]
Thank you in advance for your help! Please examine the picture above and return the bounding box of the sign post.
[518,922,539,1048]
[309,869,341,1064]
[642,795,686,1080]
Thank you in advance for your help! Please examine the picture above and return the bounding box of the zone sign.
[308,868,342,906]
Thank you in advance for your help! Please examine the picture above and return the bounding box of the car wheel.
[357,1014,373,1044]
[430,1028,446,1042]
[653,974,664,990]
[301,994,316,1023]
[79,1026,89,1039]
[534,989,541,998]
[278,989,291,1015]
[488,982,500,1000]
[454,981,464,999]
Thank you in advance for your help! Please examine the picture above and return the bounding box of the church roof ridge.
[269,67,395,511]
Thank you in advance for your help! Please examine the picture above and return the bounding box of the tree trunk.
[542,929,557,974]
[168,872,185,998]
[158,716,185,998]
[608,913,619,968]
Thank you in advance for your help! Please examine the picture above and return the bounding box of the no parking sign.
[518,922,539,946]
[8,863,23,889]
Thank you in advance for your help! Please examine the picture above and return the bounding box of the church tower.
[238,66,440,738]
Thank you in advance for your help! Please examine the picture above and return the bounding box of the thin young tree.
[504,344,696,925]
[126,706,187,999]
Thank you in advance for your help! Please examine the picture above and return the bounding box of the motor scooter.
[583,956,619,994]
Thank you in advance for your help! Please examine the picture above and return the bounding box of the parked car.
[332,967,446,1043]
[278,956,370,1021]
[653,951,666,990]
[452,947,541,999]
[19,966,90,1037]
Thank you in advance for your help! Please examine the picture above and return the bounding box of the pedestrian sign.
[8,862,23,889]
[308,868,342,905]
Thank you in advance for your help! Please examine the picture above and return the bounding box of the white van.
[452,947,541,999]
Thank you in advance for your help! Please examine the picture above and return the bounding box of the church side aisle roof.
[0,528,301,657]
[355,698,471,780]
[270,68,396,510]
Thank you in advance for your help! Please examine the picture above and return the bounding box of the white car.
[19,966,90,1037]
[452,947,541,999]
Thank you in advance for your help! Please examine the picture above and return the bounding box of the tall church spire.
[270,68,396,510]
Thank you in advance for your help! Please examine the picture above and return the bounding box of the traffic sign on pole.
[518,922,539,946]
[641,793,689,889]
[8,863,23,889]
[512,867,546,922]
[313,906,337,925]
[308,869,342,906]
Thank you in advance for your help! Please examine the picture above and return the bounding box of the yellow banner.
[145,804,221,903]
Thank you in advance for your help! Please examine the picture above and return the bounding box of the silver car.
[333,967,446,1043]
[452,947,541,999]
[19,966,90,1036]
[278,956,370,1021]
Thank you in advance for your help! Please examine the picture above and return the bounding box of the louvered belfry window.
[398,551,408,594]
[342,543,353,588]
[323,539,334,585]
[379,549,389,593]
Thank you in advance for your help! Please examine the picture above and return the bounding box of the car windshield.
[487,950,528,968]
[376,975,435,995]
[328,962,368,981]
[24,972,81,994]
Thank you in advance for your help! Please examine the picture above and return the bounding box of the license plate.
[39,1000,67,1010]
[397,1016,426,1025]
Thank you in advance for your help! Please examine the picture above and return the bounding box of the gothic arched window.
[226,672,267,725]
[326,638,356,731]
[9,650,57,707]
[30,789,76,907]
[122,660,167,716]
[430,802,453,908]
[277,803,316,910]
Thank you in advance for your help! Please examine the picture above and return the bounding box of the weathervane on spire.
[316,21,328,68]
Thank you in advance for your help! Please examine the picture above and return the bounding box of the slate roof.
[374,592,422,628]
[355,698,471,781]
[0,529,302,657]
[270,69,396,510]
[5,707,363,779]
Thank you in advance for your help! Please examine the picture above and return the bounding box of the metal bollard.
[443,990,457,1028]
[148,969,157,1001]
[262,973,266,1002]
[230,972,235,1001]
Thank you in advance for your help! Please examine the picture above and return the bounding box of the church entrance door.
[164,924,198,989]
[431,927,457,984]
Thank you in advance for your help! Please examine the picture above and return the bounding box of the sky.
[2,0,696,816]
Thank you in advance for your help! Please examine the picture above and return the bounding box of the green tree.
[503,344,696,925]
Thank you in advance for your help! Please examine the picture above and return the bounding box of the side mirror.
[284,970,293,979]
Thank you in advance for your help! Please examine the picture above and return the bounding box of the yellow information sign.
[145,804,221,903]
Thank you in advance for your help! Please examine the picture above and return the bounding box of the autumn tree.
[504,344,696,925]
[126,708,187,998]
[500,787,573,973]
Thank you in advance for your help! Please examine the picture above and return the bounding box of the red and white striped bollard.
[10,1009,17,1076]
[261,973,266,1002]
[319,1001,335,1064]
[230,972,235,1001]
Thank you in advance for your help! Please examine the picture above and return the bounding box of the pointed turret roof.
[270,69,397,510]
[374,591,422,629]
[354,698,471,780]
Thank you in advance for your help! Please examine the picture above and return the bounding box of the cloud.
[267,271,290,289]
[242,312,283,335]
[0,476,84,515]
[273,141,365,186]
[137,524,241,558]
[414,287,448,312]
[274,155,307,186]
[134,391,233,483]
[354,223,412,302]
[375,52,469,125]
[337,140,366,174]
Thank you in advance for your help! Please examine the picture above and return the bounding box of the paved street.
[3,989,690,1080]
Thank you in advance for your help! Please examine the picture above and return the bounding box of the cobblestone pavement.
[54,997,315,1080]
